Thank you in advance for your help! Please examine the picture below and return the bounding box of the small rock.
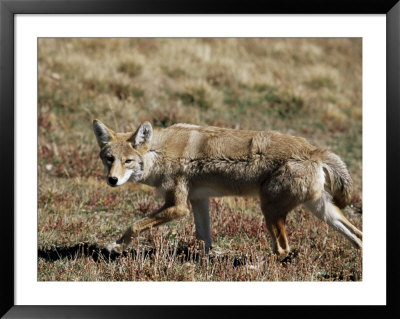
[51,73,60,80]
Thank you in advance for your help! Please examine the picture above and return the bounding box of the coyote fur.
[93,120,362,259]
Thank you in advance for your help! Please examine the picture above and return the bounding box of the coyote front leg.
[108,181,190,252]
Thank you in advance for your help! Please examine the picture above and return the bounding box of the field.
[38,38,362,281]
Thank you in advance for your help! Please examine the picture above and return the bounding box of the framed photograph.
[1,0,399,318]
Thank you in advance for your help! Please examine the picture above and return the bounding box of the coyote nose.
[108,177,118,185]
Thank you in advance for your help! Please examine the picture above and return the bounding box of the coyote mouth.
[107,182,118,188]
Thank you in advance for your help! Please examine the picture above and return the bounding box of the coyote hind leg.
[260,198,291,260]
[304,192,362,249]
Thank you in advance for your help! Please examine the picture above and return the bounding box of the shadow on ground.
[37,243,257,267]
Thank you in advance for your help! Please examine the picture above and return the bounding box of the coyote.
[93,120,362,259]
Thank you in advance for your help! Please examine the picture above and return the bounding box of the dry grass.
[38,38,362,281]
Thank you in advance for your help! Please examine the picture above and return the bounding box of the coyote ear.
[130,121,153,148]
[93,120,115,148]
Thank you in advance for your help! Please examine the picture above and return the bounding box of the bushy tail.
[314,150,353,208]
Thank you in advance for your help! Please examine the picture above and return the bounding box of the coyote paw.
[106,241,124,254]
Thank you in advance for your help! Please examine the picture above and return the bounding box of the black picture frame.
[1,0,399,318]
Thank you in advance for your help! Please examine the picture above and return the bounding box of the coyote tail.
[314,149,353,208]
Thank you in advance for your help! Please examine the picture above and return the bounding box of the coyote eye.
[125,159,133,164]
[106,156,114,162]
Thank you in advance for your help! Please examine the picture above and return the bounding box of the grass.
[38,38,362,281]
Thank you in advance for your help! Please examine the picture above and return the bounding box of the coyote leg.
[190,198,212,252]
[107,204,190,252]
[108,180,190,252]
[260,199,290,260]
[304,192,362,249]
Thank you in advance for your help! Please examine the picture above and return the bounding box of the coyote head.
[93,120,153,187]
